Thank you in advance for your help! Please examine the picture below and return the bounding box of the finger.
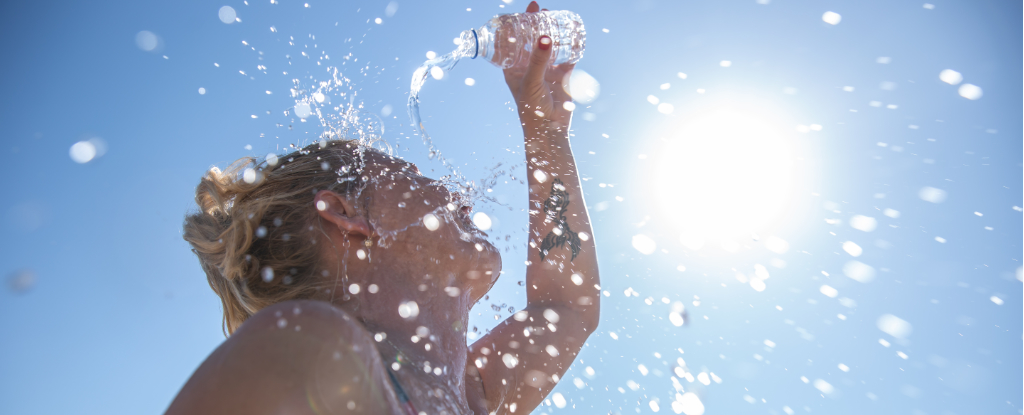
[524,36,554,89]
[526,1,540,13]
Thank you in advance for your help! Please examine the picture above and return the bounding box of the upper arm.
[166,300,402,415]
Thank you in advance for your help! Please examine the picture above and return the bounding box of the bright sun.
[653,100,800,250]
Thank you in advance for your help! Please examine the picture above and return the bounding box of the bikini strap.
[384,361,419,415]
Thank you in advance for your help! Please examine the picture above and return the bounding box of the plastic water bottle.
[411,10,586,98]
[408,10,586,169]
[458,10,587,68]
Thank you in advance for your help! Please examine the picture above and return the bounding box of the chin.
[461,239,502,288]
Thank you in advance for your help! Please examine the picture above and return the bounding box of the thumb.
[523,36,553,89]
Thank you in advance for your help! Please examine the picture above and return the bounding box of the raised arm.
[466,4,600,413]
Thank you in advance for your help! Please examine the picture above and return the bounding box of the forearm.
[523,121,600,328]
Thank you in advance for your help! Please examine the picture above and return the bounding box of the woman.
[167,2,599,414]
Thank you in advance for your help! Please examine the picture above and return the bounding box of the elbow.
[578,297,600,334]
[582,312,599,334]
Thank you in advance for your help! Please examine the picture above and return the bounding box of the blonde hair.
[183,140,364,335]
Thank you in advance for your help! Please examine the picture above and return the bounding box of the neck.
[331,271,476,412]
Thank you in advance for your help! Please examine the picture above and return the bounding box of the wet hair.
[183,140,364,335]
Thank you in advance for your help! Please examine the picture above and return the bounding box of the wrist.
[521,118,570,139]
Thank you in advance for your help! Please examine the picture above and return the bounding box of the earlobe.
[314,190,371,238]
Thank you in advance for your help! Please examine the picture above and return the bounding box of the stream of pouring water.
[408,50,465,168]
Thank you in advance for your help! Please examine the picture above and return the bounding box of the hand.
[503,1,575,132]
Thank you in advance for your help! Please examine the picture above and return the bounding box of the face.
[350,151,502,304]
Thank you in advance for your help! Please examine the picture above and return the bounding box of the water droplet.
[543,309,560,323]
[842,241,863,257]
[570,273,583,285]
[69,141,97,164]
[545,345,559,357]
[261,267,274,282]
[918,186,947,203]
[348,283,361,294]
[849,215,877,232]
[7,269,35,293]
[631,234,657,255]
[939,69,963,85]
[675,392,705,415]
[564,69,600,104]
[429,66,444,80]
[218,6,237,24]
[822,11,842,25]
[552,392,567,408]
[294,102,312,118]
[669,312,685,326]
[877,314,912,338]
[958,83,983,100]
[135,31,159,51]
[398,301,420,318]
[843,260,875,283]
[422,213,440,231]
[502,353,519,368]
[532,169,548,183]
[471,212,492,230]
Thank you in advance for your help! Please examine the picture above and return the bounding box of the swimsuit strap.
[385,361,419,415]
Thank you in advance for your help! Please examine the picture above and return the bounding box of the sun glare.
[652,101,800,249]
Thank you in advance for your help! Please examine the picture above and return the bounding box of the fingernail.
[538,36,551,51]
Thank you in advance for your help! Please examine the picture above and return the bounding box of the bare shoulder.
[165,300,402,415]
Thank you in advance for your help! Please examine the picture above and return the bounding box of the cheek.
[369,190,438,231]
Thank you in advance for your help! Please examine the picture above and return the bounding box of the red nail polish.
[538,36,551,51]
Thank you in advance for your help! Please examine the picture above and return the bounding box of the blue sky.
[0,0,1020,414]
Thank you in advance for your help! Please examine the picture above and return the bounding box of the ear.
[314,190,371,238]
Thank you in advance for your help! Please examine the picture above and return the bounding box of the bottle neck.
[469,29,479,59]
[458,29,480,60]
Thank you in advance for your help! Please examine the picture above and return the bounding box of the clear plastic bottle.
[458,10,587,68]
[408,11,585,168]
[411,10,586,98]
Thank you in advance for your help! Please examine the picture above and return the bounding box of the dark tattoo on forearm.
[539,178,581,261]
